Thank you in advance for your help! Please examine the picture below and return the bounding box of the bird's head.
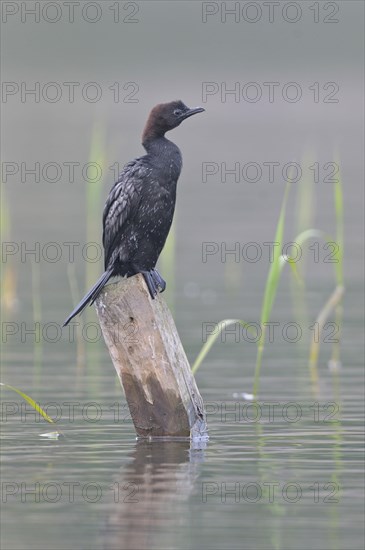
[142,100,205,143]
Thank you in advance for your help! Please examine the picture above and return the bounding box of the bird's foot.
[141,271,158,299]
[151,269,166,293]
[140,270,166,298]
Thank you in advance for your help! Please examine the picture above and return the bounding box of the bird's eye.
[173,109,183,117]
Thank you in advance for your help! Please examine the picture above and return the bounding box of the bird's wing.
[102,158,148,267]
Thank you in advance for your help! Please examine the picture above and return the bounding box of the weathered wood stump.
[95,274,207,439]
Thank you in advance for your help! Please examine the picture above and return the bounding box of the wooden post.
[95,274,207,439]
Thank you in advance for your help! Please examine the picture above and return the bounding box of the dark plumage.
[63,100,204,326]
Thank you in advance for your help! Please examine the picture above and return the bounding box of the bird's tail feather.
[62,269,113,327]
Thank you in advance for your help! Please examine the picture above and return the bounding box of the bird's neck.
[142,135,180,159]
[142,136,182,181]
[143,134,169,152]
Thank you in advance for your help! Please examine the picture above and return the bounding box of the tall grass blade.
[330,163,344,370]
[253,181,291,396]
[333,165,344,286]
[290,164,315,353]
[308,285,344,393]
[0,383,55,424]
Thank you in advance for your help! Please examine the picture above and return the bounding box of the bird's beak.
[181,107,205,120]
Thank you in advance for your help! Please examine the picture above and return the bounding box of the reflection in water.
[102,439,206,549]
